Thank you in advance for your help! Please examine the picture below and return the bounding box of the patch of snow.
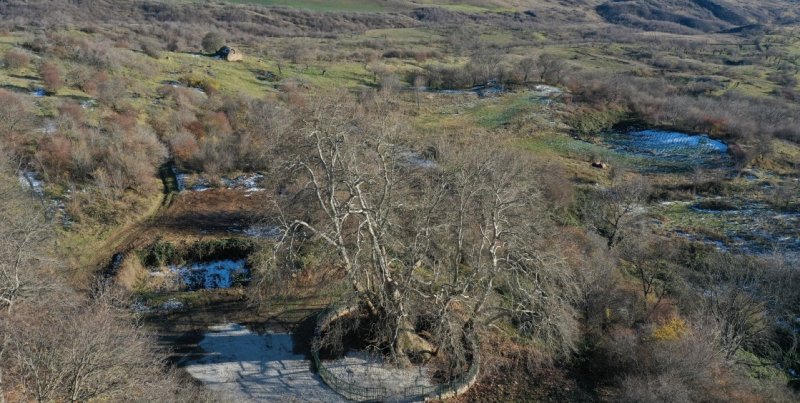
[18,170,45,197]
[242,225,283,239]
[533,84,562,95]
[170,259,249,290]
[183,324,345,403]
[160,298,185,312]
[39,122,57,135]
[172,165,187,192]
[222,173,265,191]
[30,88,46,97]
[400,151,437,169]
[81,99,97,109]
[131,300,152,314]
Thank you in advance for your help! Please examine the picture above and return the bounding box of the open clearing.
[183,323,435,402]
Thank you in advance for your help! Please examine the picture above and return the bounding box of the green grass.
[428,3,513,13]
[467,93,544,129]
[362,27,443,43]
[218,0,390,12]
[201,0,517,13]
[517,132,624,163]
[653,201,730,239]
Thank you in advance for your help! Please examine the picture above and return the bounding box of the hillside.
[596,0,800,34]
[0,0,798,402]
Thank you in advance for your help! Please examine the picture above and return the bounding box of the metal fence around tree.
[311,303,480,402]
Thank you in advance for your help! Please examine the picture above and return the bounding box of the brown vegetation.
[0,0,797,400]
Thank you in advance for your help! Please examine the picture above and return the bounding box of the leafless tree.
[538,53,567,84]
[581,175,651,249]
[693,254,774,361]
[619,236,676,316]
[273,93,581,365]
[0,89,34,140]
[517,56,537,83]
[1,295,193,402]
[0,160,53,314]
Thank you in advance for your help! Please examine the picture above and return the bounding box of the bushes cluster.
[543,61,800,167]
[2,48,29,69]
[382,49,440,61]
[139,237,256,268]
[34,107,167,193]
[150,93,286,175]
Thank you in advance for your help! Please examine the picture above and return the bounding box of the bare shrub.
[1,297,189,402]
[166,130,200,163]
[0,89,34,140]
[201,31,225,53]
[96,77,129,108]
[141,38,163,59]
[3,49,29,69]
[38,61,63,93]
[580,174,651,249]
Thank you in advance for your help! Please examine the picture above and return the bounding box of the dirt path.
[80,161,181,280]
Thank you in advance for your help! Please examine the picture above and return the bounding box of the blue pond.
[602,129,731,172]
[625,130,727,154]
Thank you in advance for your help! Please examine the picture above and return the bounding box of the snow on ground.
[239,225,283,239]
[223,173,265,191]
[184,324,436,403]
[400,151,438,169]
[18,170,44,197]
[172,165,187,192]
[173,172,266,193]
[169,259,249,290]
[183,324,346,403]
[533,84,562,95]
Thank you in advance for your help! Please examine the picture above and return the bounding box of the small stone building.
[216,46,243,62]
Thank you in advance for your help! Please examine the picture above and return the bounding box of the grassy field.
[2,10,796,289]
[221,0,390,12]
[215,0,518,12]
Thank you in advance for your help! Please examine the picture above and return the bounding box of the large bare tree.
[273,93,581,366]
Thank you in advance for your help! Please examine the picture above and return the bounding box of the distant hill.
[214,0,800,34]
[595,0,800,34]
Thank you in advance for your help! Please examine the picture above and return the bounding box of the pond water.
[600,129,798,260]
[601,129,732,173]
[169,259,249,290]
